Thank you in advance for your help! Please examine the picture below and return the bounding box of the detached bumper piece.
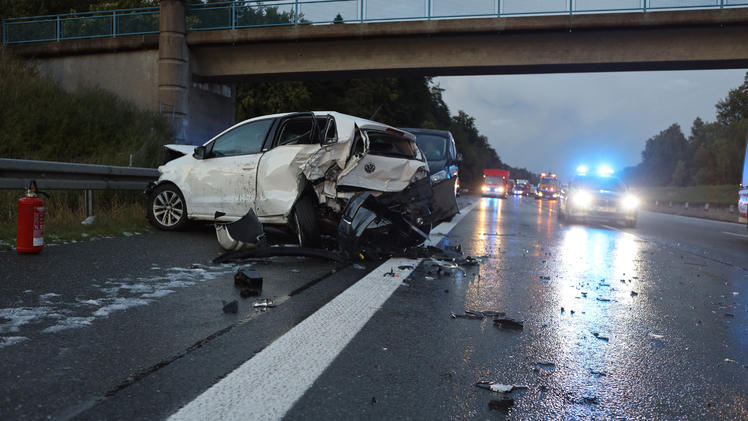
[215,209,267,251]
[338,180,435,259]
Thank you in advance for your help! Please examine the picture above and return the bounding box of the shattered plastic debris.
[493,318,524,331]
[488,399,514,411]
[353,264,366,270]
[630,291,639,296]
[539,275,551,280]
[724,358,738,364]
[450,311,484,320]
[398,265,415,270]
[590,369,607,377]
[535,362,556,371]
[253,299,276,308]
[476,382,514,393]
[383,268,396,277]
[592,332,609,342]
[596,297,612,302]
[222,300,238,314]
[648,332,664,339]
[235,268,263,298]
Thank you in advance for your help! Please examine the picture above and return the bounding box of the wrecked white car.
[146,112,458,253]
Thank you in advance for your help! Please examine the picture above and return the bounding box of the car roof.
[211,111,415,145]
[399,128,453,138]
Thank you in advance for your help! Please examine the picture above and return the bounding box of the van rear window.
[366,131,418,159]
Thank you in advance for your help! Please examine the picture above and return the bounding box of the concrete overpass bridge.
[3,0,748,144]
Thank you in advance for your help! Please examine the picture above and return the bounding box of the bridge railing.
[3,1,748,45]
[1,7,159,45]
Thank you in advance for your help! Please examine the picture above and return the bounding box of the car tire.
[148,183,188,231]
[293,195,321,248]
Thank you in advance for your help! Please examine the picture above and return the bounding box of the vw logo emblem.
[364,162,376,173]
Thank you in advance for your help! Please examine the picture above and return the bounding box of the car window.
[485,176,505,185]
[415,134,448,161]
[366,131,418,159]
[211,119,273,157]
[540,177,559,186]
[277,116,316,146]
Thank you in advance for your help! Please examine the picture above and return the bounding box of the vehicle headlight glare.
[498,186,504,193]
[481,185,490,192]
[622,195,639,209]
[572,191,593,207]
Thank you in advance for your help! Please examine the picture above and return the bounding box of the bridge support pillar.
[159,0,190,143]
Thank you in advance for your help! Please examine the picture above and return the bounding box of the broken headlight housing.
[410,167,430,184]
[430,170,448,184]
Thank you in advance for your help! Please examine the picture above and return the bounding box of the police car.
[558,166,639,228]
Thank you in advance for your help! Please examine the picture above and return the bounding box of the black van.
[400,128,462,195]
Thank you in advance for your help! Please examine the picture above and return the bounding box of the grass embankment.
[632,185,739,206]
[0,191,152,251]
[0,52,172,249]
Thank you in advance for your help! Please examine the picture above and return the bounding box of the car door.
[255,113,335,218]
[186,118,274,219]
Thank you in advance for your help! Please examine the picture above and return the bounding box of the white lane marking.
[425,200,479,244]
[170,204,478,421]
[722,231,748,239]
[168,259,418,421]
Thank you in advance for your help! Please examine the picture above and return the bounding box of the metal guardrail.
[0,158,158,191]
[3,0,748,45]
[0,158,159,218]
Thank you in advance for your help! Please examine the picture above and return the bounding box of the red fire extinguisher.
[17,181,47,254]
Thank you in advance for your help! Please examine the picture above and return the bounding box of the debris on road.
[589,369,607,377]
[535,362,556,371]
[539,275,551,280]
[494,318,524,331]
[596,297,612,302]
[450,310,484,320]
[630,291,639,296]
[648,332,664,339]
[222,300,238,314]
[481,310,506,317]
[476,382,527,393]
[398,265,414,270]
[592,332,609,342]
[352,264,366,270]
[488,398,514,411]
[253,298,276,308]
[383,268,397,277]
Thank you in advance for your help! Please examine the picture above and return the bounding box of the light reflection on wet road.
[457,196,746,419]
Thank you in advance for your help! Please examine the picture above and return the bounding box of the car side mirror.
[193,145,207,160]
[456,153,463,163]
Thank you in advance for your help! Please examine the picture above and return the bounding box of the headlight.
[430,170,448,184]
[481,185,490,192]
[572,191,593,207]
[622,195,639,209]
[537,191,543,197]
[498,186,505,193]
[410,167,429,183]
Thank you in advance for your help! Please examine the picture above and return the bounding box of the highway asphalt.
[0,195,745,419]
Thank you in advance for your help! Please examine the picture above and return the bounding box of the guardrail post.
[720,0,724,8]
[569,0,573,15]
[497,0,501,17]
[643,0,647,12]
[113,10,117,37]
[85,190,94,218]
[56,15,61,41]
[360,0,364,23]
[427,0,431,20]
[232,1,236,29]
[294,0,299,25]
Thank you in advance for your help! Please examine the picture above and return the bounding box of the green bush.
[633,185,739,206]
[0,51,172,167]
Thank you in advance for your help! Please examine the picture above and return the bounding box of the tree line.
[624,73,748,187]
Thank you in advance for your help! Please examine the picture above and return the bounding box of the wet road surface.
[0,195,746,419]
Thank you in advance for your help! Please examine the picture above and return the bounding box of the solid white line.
[169,202,479,421]
[722,231,748,239]
[169,258,420,421]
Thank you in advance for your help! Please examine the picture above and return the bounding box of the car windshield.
[414,134,448,161]
[485,176,504,185]
[574,176,626,191]
[540,177,558,186]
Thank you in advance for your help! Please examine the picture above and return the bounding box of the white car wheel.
[149,184,188,230]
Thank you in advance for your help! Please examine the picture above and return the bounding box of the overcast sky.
[434,70,747,179]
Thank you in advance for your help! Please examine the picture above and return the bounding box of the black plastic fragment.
[494,318,524,330]
[222,300,238,314]
[488,399,514,411]
[214,246,347,264]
